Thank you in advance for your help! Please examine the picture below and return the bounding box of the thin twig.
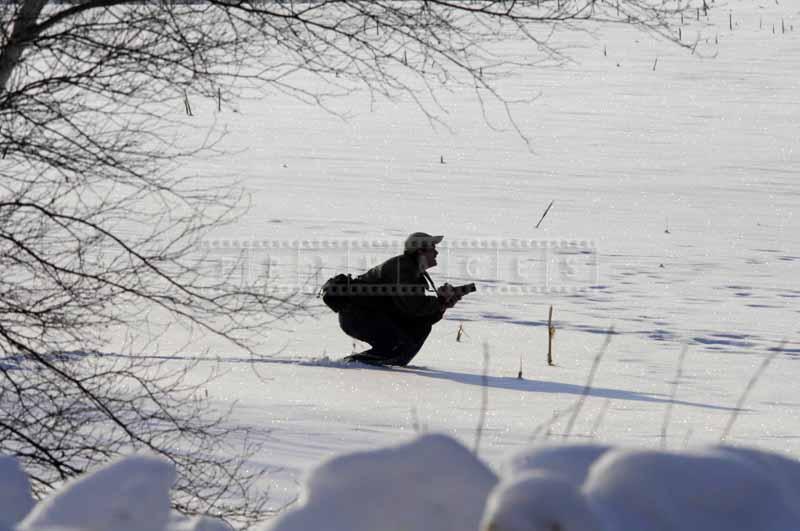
[530,406,572,442]
[535,200,554,229]
[720,342,785,442]
[563,327,613,440]
[660,343,689,449]
[474,342,490,455]
[547,305,555,366]
[589,399,612,439]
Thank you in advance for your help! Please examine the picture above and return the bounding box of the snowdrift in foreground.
[260,433,498,531]
[0,456,34,530]
[486,443,800,531]
[2,454,232,531]
[4,435,800,531]
[266,435,800,531]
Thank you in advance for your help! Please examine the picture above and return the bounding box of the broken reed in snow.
[535,200,554,229]
[183,90,192,116]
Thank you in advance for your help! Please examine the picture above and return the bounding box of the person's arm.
[391,285,444,322]
[389,258,445,323]
[437,283,463,309]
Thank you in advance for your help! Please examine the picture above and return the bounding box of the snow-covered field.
[201,0,800,511]
[4,1,800,529]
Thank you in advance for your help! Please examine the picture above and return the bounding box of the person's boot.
[343,352,389,366]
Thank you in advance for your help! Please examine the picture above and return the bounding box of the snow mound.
[167,513,235,531]
[7,440,800,531]
[503,443,611,486]
[0,456,35,530]
[7,453,232,531]
[484,445,800,531]
[261,433,498,531]
[18,454,175,531]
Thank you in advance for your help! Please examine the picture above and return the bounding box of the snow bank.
[6,437,800,531]
[1,454,232,531]
[261,433,498,531]
[503,443,611,486]
[18,454,175,531]
[167,513,235,531]
[0,456,35,530]
[484,444,800,531]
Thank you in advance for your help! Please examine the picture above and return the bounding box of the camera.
[452,283,476,297]
[438,282,476,300]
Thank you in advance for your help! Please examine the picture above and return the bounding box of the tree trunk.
[0,0,47,91]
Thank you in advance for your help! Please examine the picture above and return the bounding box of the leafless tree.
[0,0,692,526]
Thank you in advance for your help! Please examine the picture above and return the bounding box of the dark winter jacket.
[352,253,444,325]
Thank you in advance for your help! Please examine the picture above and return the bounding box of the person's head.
[403,232,443,270]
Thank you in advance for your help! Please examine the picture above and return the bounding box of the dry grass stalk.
[535,200,554,229]
[720,342,785,442]
[661,344,689,449]
[562,328,614,440]
[547,305,555,366]
[474,342,491,455]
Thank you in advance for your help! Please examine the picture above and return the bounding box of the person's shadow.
[135,352,737,413]
[319,359,738,413]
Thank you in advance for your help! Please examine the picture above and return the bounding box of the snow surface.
[165,1,800,515]
[5,0,800,530]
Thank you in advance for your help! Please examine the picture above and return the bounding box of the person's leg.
[339,310,432,366]
[380,322,432,366]
[338,310,397,359]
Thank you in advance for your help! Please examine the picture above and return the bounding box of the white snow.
[0,456,34,530]
[18,454,175,531]
[7,438,800,531]
[9,454,234,531]
[5,0,800,529]
[261,433,497,531]
[167,514,235,531]
[503,444,612,486]
[484,443,800,531]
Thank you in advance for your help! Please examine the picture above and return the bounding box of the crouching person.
[339,232,461,366]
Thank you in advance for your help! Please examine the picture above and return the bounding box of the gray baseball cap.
[404,232,444,253]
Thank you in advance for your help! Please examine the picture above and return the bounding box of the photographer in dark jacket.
[340,232,461,366]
